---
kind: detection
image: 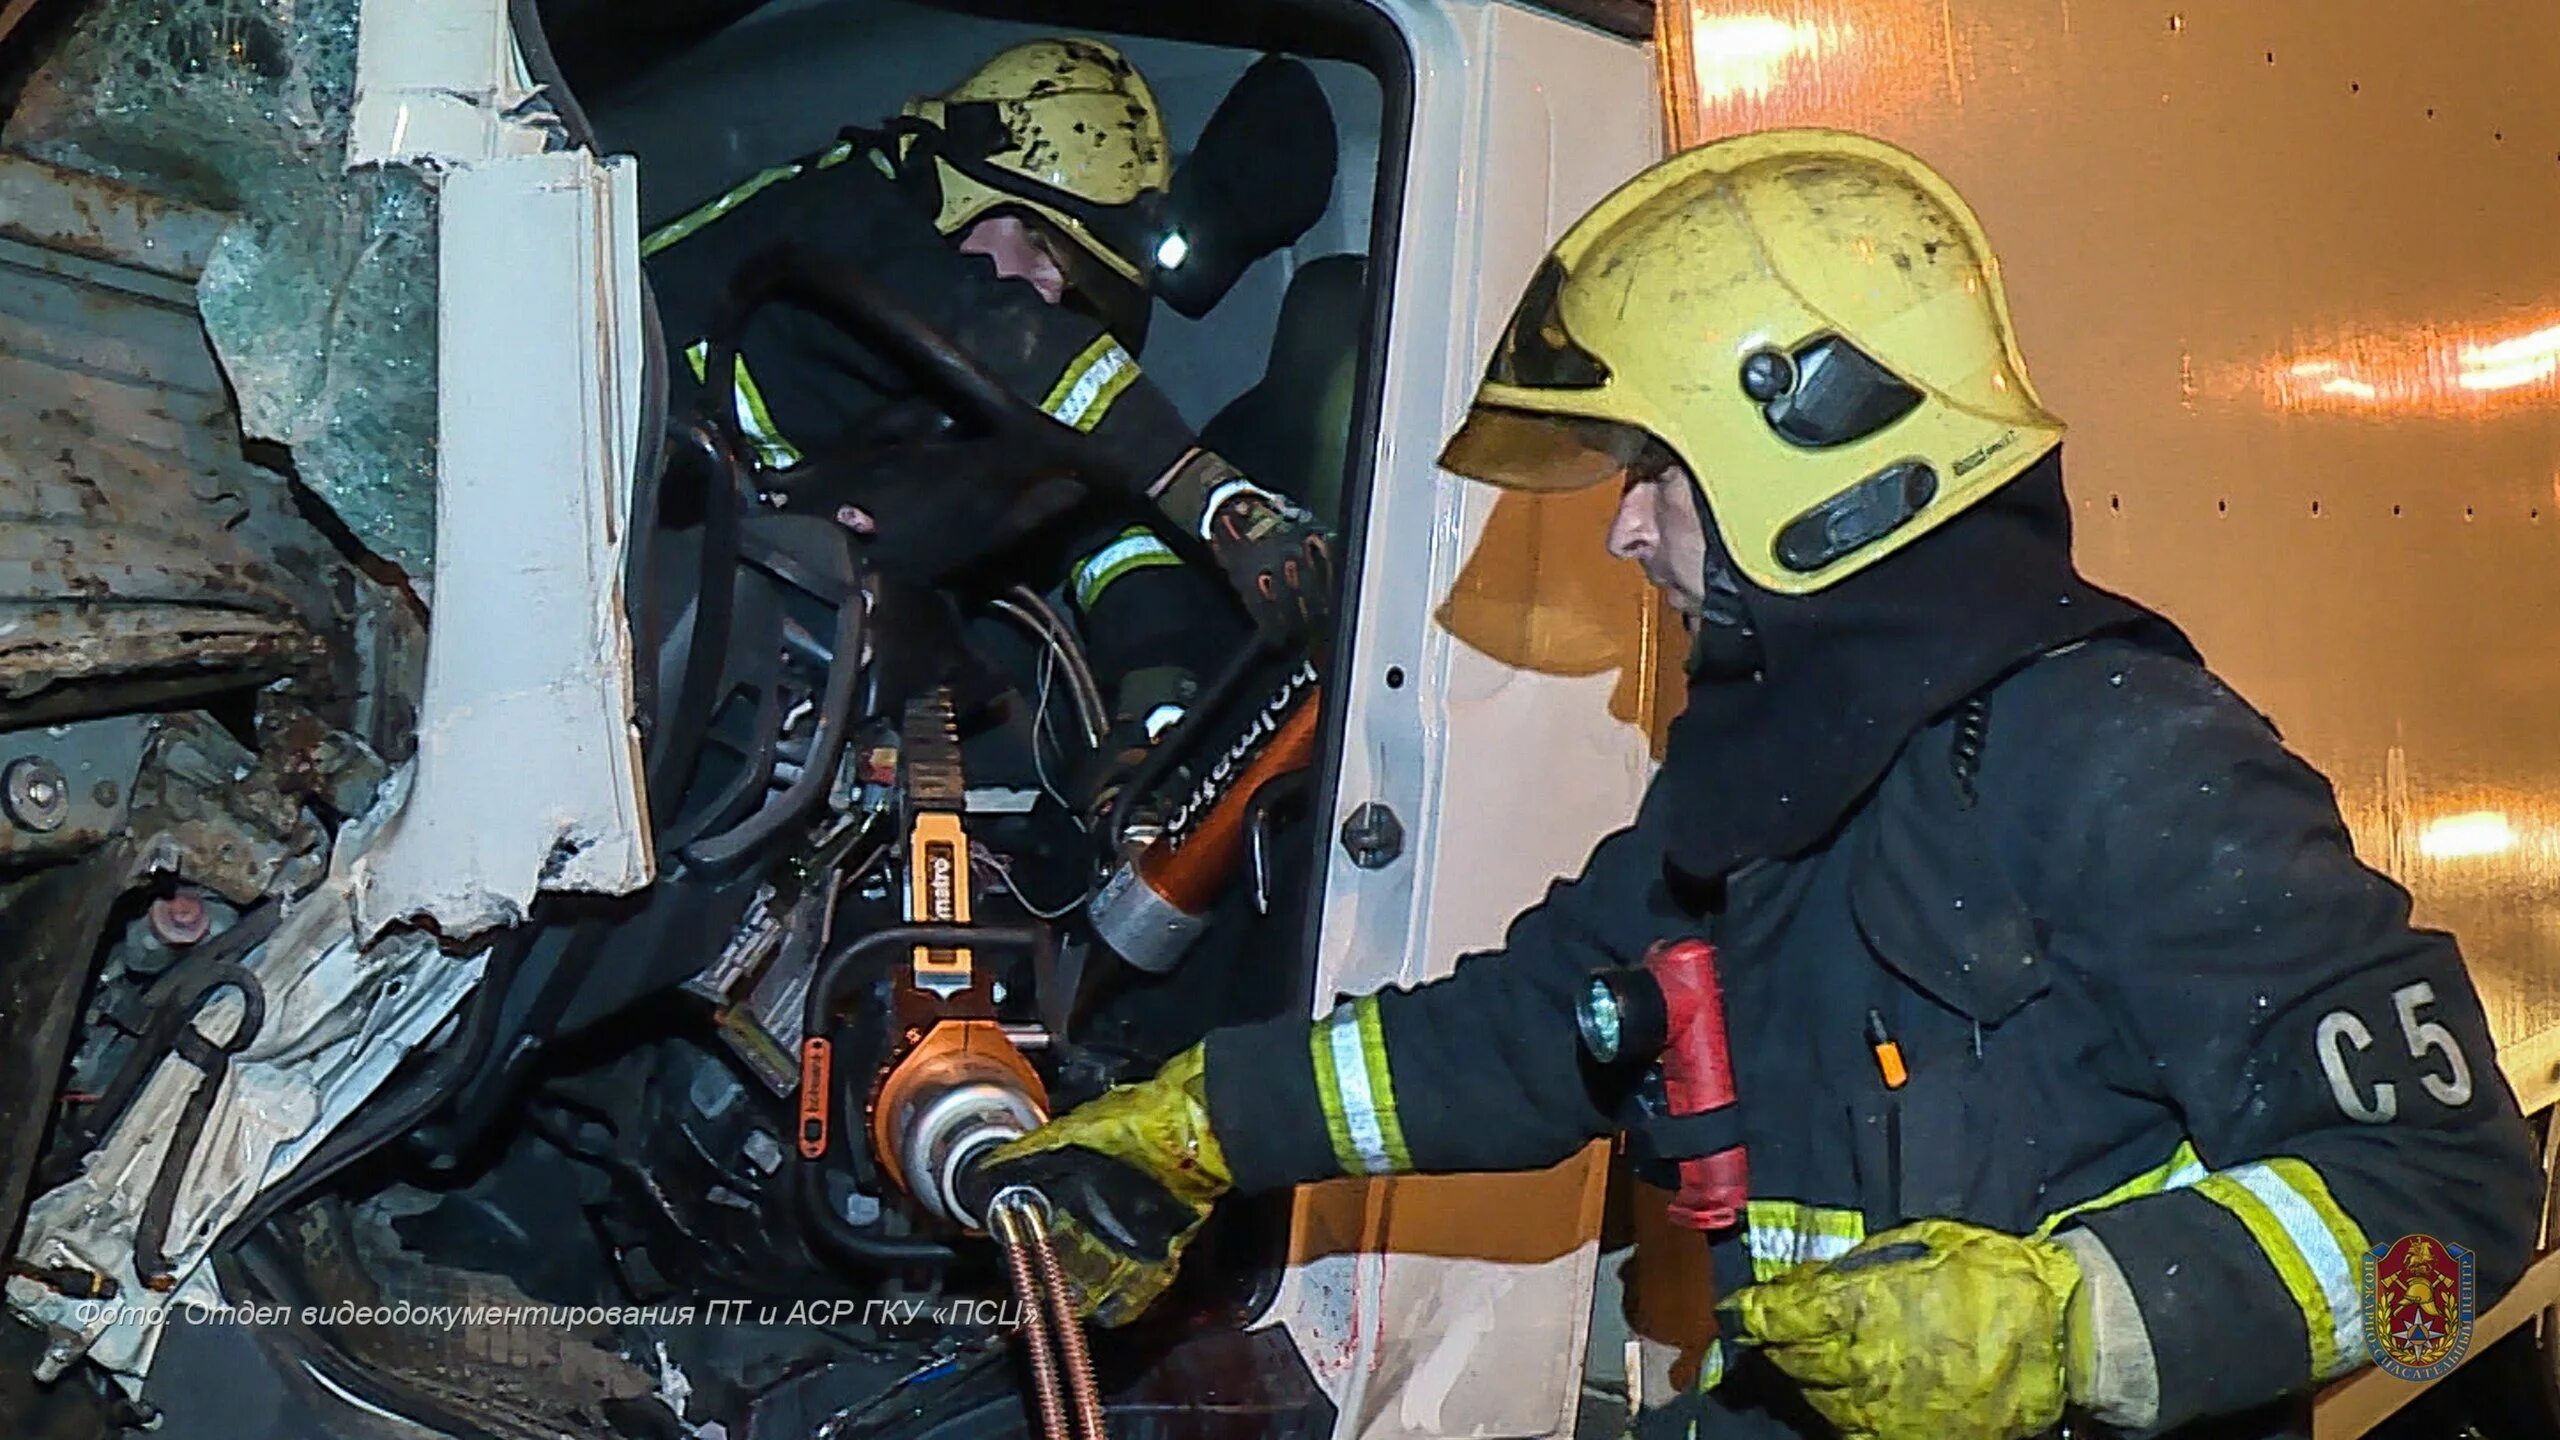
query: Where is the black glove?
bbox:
[1074,715,1157,831]
[1071,666,1195,835]
[1205,488,1334,639]
[1150,450,1336,640]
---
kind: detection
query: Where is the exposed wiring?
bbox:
[1028,647,1078,819]
[990,588,1104,751]
[971,841,1087,921]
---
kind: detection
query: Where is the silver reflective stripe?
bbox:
[1043,338,1136,430]
[2227,1162,2364,1370]
[1324,1006,1394,1174]
[1070,528,1177,609]
[1743,1227,1860,1270]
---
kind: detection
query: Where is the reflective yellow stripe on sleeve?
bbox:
[1309,995,1412,1176]
[1040,334,1139,432]
[642,139,858,257]
[1742,1199,1865,1282]
[1698,1337,1728,1392]
[2033,1140,2208,1239]
[2190,1159,2371,1380]
[684,341,804,471]
[2032,1141,2368,1380]
[1071,525,1182,611]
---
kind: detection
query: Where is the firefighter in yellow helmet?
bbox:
[979,130,2538,1440]
[645,41,1335,832]
[893,37,1170,348]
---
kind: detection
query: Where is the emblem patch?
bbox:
[2362,1233,2476,1381]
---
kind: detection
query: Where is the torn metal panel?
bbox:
[254,693,393,823]
[347,0,556,167]
[347,148,650,940]
[6,0,443,578]
[127,714,331,903]
[0,152,226,282]
[0,156,347,729]
[10,779,483,1390]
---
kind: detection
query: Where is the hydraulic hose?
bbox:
[995,1205,1071,1440]
[990,1191,1106,1440]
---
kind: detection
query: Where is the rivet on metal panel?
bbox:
[1339,803,1405,870]
[149,892,212,946]
[4,757,70,832]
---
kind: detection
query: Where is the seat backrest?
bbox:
[1197,253,1369,528]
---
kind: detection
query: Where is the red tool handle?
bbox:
[1644,939,1747,1231]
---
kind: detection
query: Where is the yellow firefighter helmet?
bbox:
[1437,128,2064,596]
[902,38,1174,286]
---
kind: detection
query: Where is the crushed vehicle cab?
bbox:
[0,0,1664,1437]
[16,3,2555,1440]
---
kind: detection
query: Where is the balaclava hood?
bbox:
[1657,446,2196,879]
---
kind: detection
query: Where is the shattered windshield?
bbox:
[7,0,438,576]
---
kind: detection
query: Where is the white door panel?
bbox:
[1271,6,1662,1437]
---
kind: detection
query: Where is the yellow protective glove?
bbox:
[975,1044,1232,1327]
[1727,1218,2085,1440]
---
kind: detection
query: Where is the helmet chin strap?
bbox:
[1686,486,1766,683]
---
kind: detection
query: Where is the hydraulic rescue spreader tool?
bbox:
[1576,939,1748,1232]
[1086,642,1322,974]
[787,693,1104,1440]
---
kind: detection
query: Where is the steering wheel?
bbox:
[702,243,1231,588]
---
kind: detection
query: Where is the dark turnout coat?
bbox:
[1205,635,2540,1438]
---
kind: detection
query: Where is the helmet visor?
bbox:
[1437,407,1654,493]
[1487,257,1610,389]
